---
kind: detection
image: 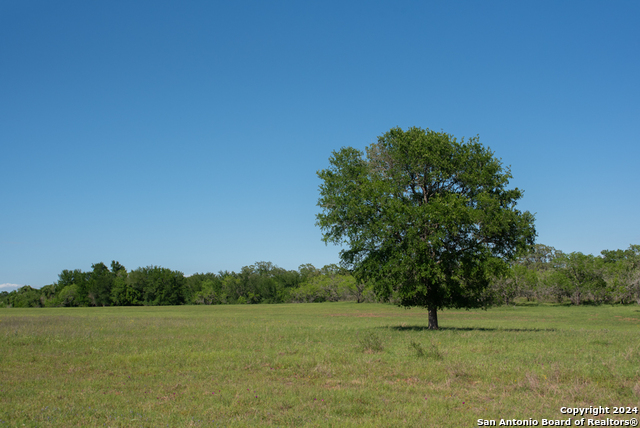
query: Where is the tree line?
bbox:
[0,261,374,308]
[1,243,638,308]
[490,244,640,306]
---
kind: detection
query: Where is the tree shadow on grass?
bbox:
[386,325,557,332]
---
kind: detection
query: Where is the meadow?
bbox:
[1,303,639,427]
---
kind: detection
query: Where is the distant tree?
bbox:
[291,273,357,303]
[129,266,186,306]
[602,245,640,304]
[7,286,43,308]
[490,264,533,306]
[553,252,607,305]
[110,260,126,274]
[57,269,90,306]
[490,244,563,304]
[217,262,303,304]
[0,291,9,307]
[87,262,114,306]
[185,272,223,304]
[319,264,343,276]
[56,284,80,307]
[111,277,142,306]
[38,284,57,306]
[110,262,134,306]
[155,267,185,305]
[249,262,278,303]
[519,244,564,269]
[298,264,321,282]
[316,127,536,328]
[321,264,370,303]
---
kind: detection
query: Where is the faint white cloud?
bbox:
[0,283,22,292]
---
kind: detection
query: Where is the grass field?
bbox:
[1,303,639,427]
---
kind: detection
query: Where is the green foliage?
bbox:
[490,264,537,306]
[490,244,561,305]
[53,284,80,307]
[487,244,640,307]
[126,266,186,306]
[3,286,43,308]
[184,272,222,303]
[552,253,607,305]
[7,243,639,309]
[38,283,57,300]
[28,261,370,308]
[221,262,296,304]
[86,262,114,306]
[191,278,226,305]
[110,270,139,306]
[602,245,640,304]
[291,272,356,303]
[57,269,89,306]
[298,263,321,282]
[317,127,536,327]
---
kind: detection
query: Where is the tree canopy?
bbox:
[316,126,536,328]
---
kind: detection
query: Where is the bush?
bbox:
[291,274,365,303]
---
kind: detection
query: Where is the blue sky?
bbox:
[2,0,639,290]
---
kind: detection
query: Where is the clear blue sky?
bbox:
[2,0,639,290]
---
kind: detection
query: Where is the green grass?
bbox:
[1,303,640,427]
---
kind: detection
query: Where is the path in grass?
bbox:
[1,303,639,427]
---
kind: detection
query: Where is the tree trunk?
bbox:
[428,306,439,330]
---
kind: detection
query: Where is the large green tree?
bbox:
[316,127,536,328]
